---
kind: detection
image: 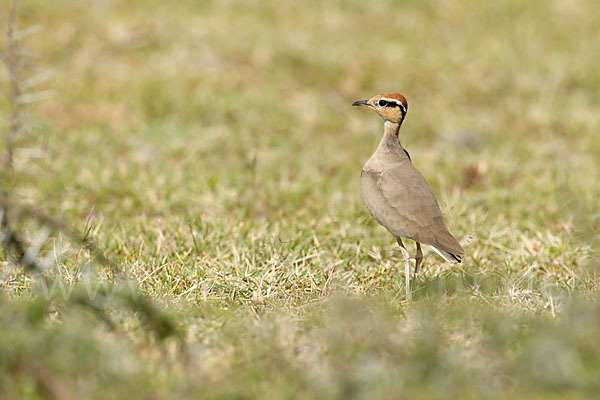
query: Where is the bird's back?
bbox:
[361,139,464,260]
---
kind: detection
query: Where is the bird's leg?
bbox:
[395,237,411,300]
[415,242,423,277]
[395,236,405,250]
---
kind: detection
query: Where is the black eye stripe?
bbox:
[378,99,407,115]
[380,100,399,108]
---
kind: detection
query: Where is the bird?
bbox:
[353,93,464,275]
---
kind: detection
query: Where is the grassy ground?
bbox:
[1,0,599,398]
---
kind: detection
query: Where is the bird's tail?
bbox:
[430,246,462,263]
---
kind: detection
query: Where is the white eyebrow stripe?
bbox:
[381,98,407,115]
[398,103,407,115]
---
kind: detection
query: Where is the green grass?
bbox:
[1,0,599,398]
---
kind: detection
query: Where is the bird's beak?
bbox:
[352,99,370,107]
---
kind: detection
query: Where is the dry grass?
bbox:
[1,0,599,398]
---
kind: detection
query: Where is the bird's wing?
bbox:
[361,164,464,258]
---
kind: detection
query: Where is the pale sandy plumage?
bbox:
[354,93,464,274]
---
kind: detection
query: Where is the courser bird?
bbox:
[353,93,464,275]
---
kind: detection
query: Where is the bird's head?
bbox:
[352,93,408,124]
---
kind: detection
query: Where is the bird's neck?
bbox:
[377,120,404,151]
[384,120,400,137]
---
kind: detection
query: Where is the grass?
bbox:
[1,0,599,398]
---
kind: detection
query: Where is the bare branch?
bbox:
[3,0,21,170]
[13,24,43,40]
[16,89,55,104]
[21,69,54,89]
[0,194,123,275]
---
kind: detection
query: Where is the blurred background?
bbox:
[1,0,599,398]
[8,0,599,221]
